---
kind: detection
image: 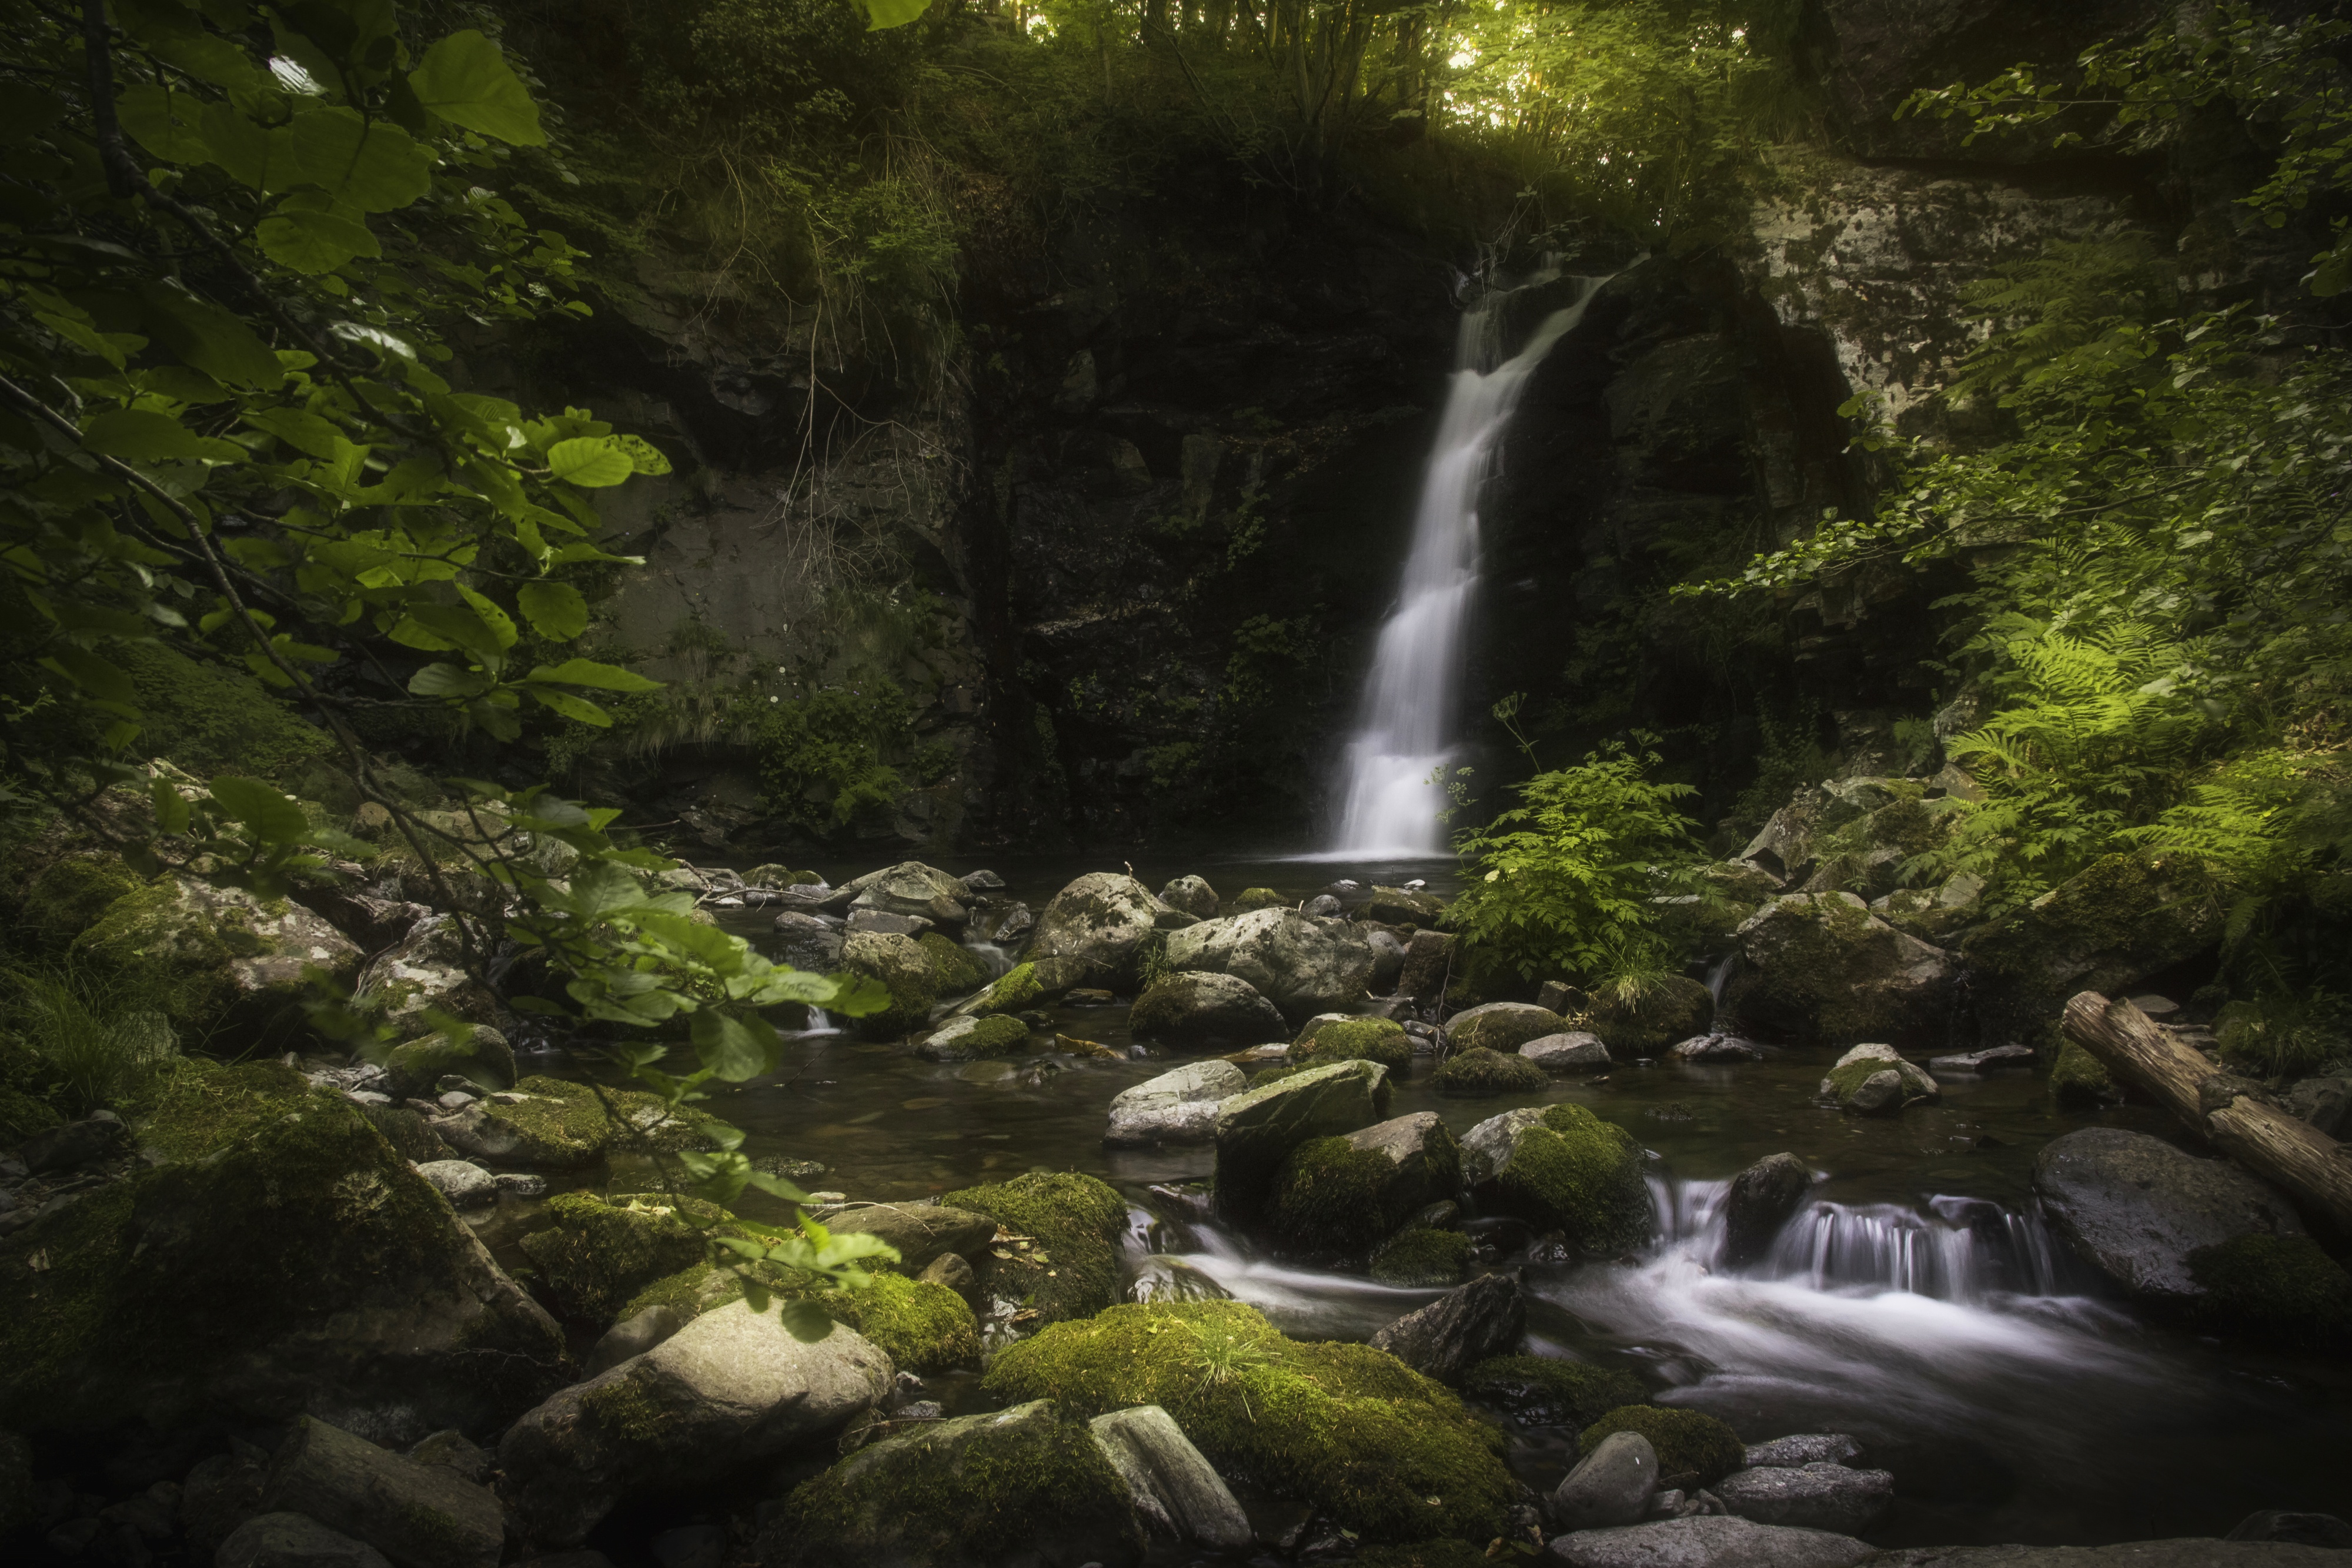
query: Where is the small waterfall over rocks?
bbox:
[1327,266,1611,857]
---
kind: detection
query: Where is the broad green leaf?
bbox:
[408,30,547,146]
[615,434,673,476]
[82,409,246,464]
[288,107,433,213]
[526,687,612,726]
[456,586,519,649]
[243,406,345,459]
[135,283,284,389]
[525,658,660,693]
[776,1299,836,1342]
[516,581,588,641]
[546,437,633,487]
[151,776,191,837]
[691,1009,780,1083]
[42,647,138,706]
[858,0,933,29]
[393,604,505,663]
[116,85,211,163]
[208,775,310,843]
[197,99,291,192]
[256,206,382,273]
[407,661,493,698]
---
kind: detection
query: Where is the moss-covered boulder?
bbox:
[382,1025,516,1101]
[1265,1113,1461,1262]
[1579,1405,1743,1486]
[1231,887,1285,913]
[435,1075,719,1168]
[764,1398,1147,1568]
[1212,1059,1391,1228]
[840,931,940,1039]
[914,1014,1030,1062]
[1432,1047,1547,1096]
[983,1300,1517,1543]
[0,1086,64,1145]
[1581,977,1715,1056]
[1964,852,2222,1042]
[1818,1044,1940,1116]
[1295,1016,1412,1071]
[518,1195,708,1326]
[1362,886,1445,926]
[824,1272,981,1374]
[2186,1234,2352,1349]
[944,961,1042,1021]
[20,852,145,950]
[1461,1104,1652,1255]
[938,1171,1130,1326]
[353,914,500,1036]
[113,640,335,779]
[0,1061,563,1437]
[1160,875,1221,918]
[1022,872,1165,992]
[1157,908,1376,1025]
[918,931,990,995]
[1371,1229,1472,1288]
[1463,1356,1646,1429]
[1723,892,1957,1048]
[2049,1038,2120,1107]
[1444,1002,1569,1055]
[1130,970,1288,1051]
[71,873,363,1043]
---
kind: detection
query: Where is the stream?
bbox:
[499,853,2352,1551]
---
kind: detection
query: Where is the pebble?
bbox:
[437,1091,476,1111]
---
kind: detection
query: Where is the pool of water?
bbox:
[524,853,2352,1550]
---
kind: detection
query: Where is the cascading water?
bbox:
[1327,266,1612,857]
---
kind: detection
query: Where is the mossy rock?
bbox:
[622,1261,737,1321]
[71,874,363,1044]
[2187,1234,2352,1350]
[21,854,145,950]
[113,641,335,780]
[0,1086,64,1145]
[1297,1017,1412,1072]
[1580,1404,1743,1486]
[1231,887,1285,913]
[918,931,991,995]
[1726,892,1957,1048]
[353,1102,448,1164]
[956,961,1041,1019]
[1583,977,1715,1056]
[1462,1355,1645,1428]
[1432,1047,1546,1096]
[518,1195,707,1326]
[916,1014,1030,1062]
[939,1171,1128,1326]
[1370,1228,1471,1288]
[1265,1136,1406,1260]
[438,1075,720,1168]
[1963,853,2221,1042]
[983,1300,1516,1543]
[766,1398,1143,1568]
[824,1271,980,1375]
[382,1025,516,1100]
[2049,1038,2119,1108]
[137,1058,316,1162]
[1249,1064,1306,1088]
[840,931,940,1039]
[1445,1004,1568,1055]
[1468,1104,1652,1255]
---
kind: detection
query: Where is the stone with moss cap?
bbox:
[1,1059,563,1438]
[1578,977,1716,1056]
[1130,969,1287,1051]
[1579,1404,1745,1486]
[499,1299,894,1546]
[1021,872,1165,992]
[1362,885,1445,926]
[1295,1016,1412,1071]
[840,930,941,1039]
[1818,1044,1939,1115]
[382,1025,515,1101]
[1725,892,1956,1048]
[1443,1002,1568,1055]
[943,960,1043,1021]
[918,931,990,995]
[1433,1046,1548,1096]
[2049,1037,2120,1107]
[1230,887,1285,912]
[939,1171,1130,1326]
[1462,1103,1652,1255]
[1265,1113,1461,1262]
[71,872,362,1044]
[763,1398,1148,1568]
[435,1074,719,1168]
[1371,1228,1471,1287]
[1212,1058,1391,1228]
[1463,1355,1646,1428]
[518,1194,708,1326]
[982,1300,1516,1543]
[2187,1233,2352,1349]
[916,1013,1030,1062]
[353,914,500,1036]
[1104,1060,1246,1148]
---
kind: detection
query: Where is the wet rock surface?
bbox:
[2034,1128,2304,1300]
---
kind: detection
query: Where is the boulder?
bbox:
[435,1075,714,1167]
[1668,1034,1767,1062]
[1523,1032,1614,1073]
[72,873,365,1042]
[941,961,1044,1021]
[1553,1430,1659,1531]
[1462,1104,1653,1255]
[848,862,970,928]
[913,1014,1028,1062]
[818,1202,998,1274]
[1263,1112,1461,1260]
[1722,1154,1814,1269]
[1103,1061,1245,1148]
[938,1172,1131,1326]
[1156,908,1376,1025]
[0,1064,564,1439]
[1715,1462,1894,1535]
[1964,852,2223,1043]
[1445,1001,1569,1055]
[759,1399,1146,1568]
[1543,1514,1876,1567]
[1584,977,1718,1056]
[1435,1045,1549,1096]
[1211,1059,1391,1227]
[1369,1228,1472,1287]
[1022,873,1165,992]
[2033,1127,2304,1301]
[840,931,941,1038]
[583,1305,684,1377]
[1128,971,1287,1050]
[217,1514,393,1568]
[1723,894,1957,1048]
[1229,887,1285,912]
[1744,1435,1862,1469]
[21,1112,126,1174]
[1396,928,1458,1005]
[259,1416,503,1568]
[1365,928,1408,994]
[415,1159,497,1209]
[1369,1272,1526,1384]
[1869,1544,2352,1567]
[382,1025,514,1101]
[770,912,844,973]
[1463,1356,1646,1430]
[2284,1076,2352,1140]
[517,1195,708,1325]
[849,911,930,940]
[1158,875,1220,918]
[1088,1405,1253,1551]
[1362,885,1445,925]
[498,1300,894,1546]
[1818,1044,1939,1115]
[350,915,497,1038]
[1294,1016,1413,1070]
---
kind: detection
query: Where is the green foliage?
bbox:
[1295,1017,1412,1072]
[3,965,177,1118]
[741,683,919,836]
[2215,994,2347,1080]
[2186,1234,2352,1349]
[1579,1404,1745,1485]
[1444,743,1702,988]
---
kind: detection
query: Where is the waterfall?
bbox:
[1328,266,1611,857]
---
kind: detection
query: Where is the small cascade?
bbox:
[961,939,1015,980]
[1705,950,1737,1006]
[1328,266,1614,857]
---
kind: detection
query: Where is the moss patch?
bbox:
[1579,1405,1743,1485]
[2048,1039,2118,1107]
[1371,1228,1471,1288]
[1231,887,1285,912]
[919,932,990,995]
[518,1195,708,1326]
[1585,977,1714,1056]
[938,1171,1128,1325]
[1463,1356,1645,1427]
[1432,1046,1546,1096]
[0,1086,64,1144]
[2187,1234,2352,1350]
[1448,1008,1568,1055]
[824,1272,980,1374]
[983,1300,1516,1543]
[962,962,1041,1017]
[383,1027,516,1099]
[842,932,940,1039]
[1297,1017,1412,1071]
[21,855,145,950]
[1265,1136,1402,1259]
[139,1058,316,1162]
[1482,1104,1653,1254]
[114,641,335,780]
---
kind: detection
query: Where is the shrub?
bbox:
[4,966,178,1118]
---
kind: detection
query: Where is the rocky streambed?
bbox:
[6,854,2351,1568]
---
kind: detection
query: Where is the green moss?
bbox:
[1249,1064,1305,1088]
[354,1103,447,1164]
[2048,1039,2118,1107]
[518,1194,708,1325]
[580,1370,684,1447]
[1265,1136,1402,1259]
[983,1300,1517,1543]
[843,933,941,1039]
[938,1172,1128,1326]
[0,1427,30,1538]
[1232,887,1285,912]
[1482,1104,1653,1254]
[21,855,145,950]
[0,1086,64,1143]
[113,641,334,780]
[139,1058,317,1162]
[1297,1017,1412,1071]
[69,878,250,1038]
[1579,1405,1743,1485]
[382,1026,516,1099]
[823,1272,980,1374]
[2216,997,2348,1079]
[919,1013,1030,1061]
[918,931,990,994]
[1462,1356,1645,1427]
[1447,1008,1566,1055]
[479,1075,617,1164]
[2186,1234,2352,1349]
[1432,1047,1546,1096]
[620,1261,729,1320]
[963,962,1041,1017]
[1370,1228,1471,1287]
[1586,977,1714,1055]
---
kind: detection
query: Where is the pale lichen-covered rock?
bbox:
[1104,1060,1245,1148]
[1157,907,1375,1025]
[353,914,499,1037]
[846,861,970,927]
[839,930,941,1038]
[1021,872,1164,992]
[1818,1044,1940,1115]
[1128,970,1287,1050]
[72,873,362,1042]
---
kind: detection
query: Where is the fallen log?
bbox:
[2062,989,2352,1233]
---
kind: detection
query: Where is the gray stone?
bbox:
[259,1416,503,1568]
[846,861,969,927]
[217,1514,393,1568]
[499,1300,894,1545]
[1158,875,1220,918]
[818,1202,997,1273]
[1524,1032,1615,1072]
[844,908,933,938]
[583,1305,684,1377]
[917,1251,977,1302]
[1104,1061,1245,1148]
[2283,1076,2352,1141]
[1725,893,1957,1049]
[1396,928,1457,1005]
[1929,1045,2036,1074]
[1667,1034,1766,1063]
[2034,1127,2303,1300]
[1341,1112,1462,1220]
[1128,971,1287,1050]
[1544,1514,1875,1567]
[1866,1544,2351,1567]
[1554,1430,1659,1530]
[1742,1434,1860,1470]
[1021,872,1165,991]
[770,911,844,973]
[1301,894,1343,917]
[1820,1043,1939,1115]
[1715,1462,1892,1535]
[959,870,1006,894]
[1366,928,1408,994]
[1723,1154,1815,1270]
[1369,1272,1525,1384]
[414,1160,496,1209]
[1445,1001,1570,1054]
[21,1114,125,1174]
[355,914,494,1037]
[1362,885,1445,925]
[1157,907,1377,1025]
[406,1429,492,1485]
[1088,1405,1252,1550]
[1211,1059,1389,1226]
[495,1172,547,1198]
[2228,1512,2352,1548]
[84,875,368,1042]
[1128,1255,1234,1304]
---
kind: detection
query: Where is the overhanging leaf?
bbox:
[525,658,660,693]
[288,107,433,213]
[408,30,547,145]
[82,409,246,464]
[135,283,284,389]
[857,0,933,29]
[516,580,588,641]
[208,775,310,844]
[546,436,634,487]
[256,206,382,274]
[691,1009,781,1083]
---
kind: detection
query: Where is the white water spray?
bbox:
[1328,267,1611,857]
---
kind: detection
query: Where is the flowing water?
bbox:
[1325,269,1611,858]
[503,854,2352,1552]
